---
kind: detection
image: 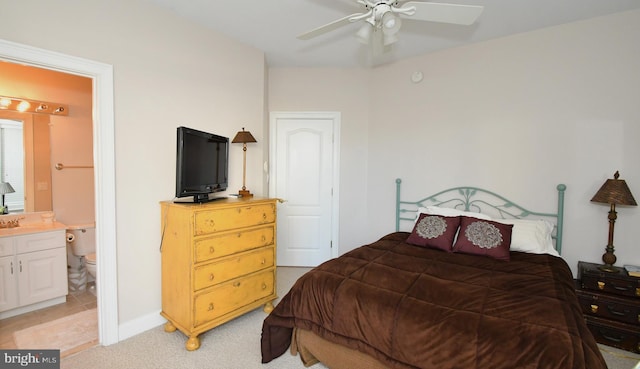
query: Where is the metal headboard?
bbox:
[395,179,567,254]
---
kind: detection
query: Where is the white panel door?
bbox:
[270,112,340,267]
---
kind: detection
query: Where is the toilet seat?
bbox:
[85,252,96,265]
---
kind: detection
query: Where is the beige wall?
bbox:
[268,68,372,250]
[0,0,267,327]
[269,9,640,276]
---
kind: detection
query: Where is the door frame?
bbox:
[0,39,119,345]
[269,111,341,262]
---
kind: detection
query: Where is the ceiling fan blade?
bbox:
[297,12,366,40]
[399,2,484,25]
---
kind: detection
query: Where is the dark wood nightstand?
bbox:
[576,261,640,353]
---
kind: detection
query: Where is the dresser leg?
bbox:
[186,336,201,351]
[263,301,274,313]
[164,321,177,333]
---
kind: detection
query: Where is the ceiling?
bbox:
[145,0,640,68]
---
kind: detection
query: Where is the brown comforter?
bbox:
[261,232,607,369]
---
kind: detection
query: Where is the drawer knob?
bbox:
[262,283,267,290]
[208,303,214,311]
[237,232,242,238]
[597,281,605,290]
[261,258,266,265]
[209,274,214,281]
[262,213,267,220]
[233,281,241,287]
[207,219,215,227]
[590,304,599,314]
[636,288,640,297]
[209,246,215,254]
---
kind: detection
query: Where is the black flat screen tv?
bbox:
[175,126,229,203]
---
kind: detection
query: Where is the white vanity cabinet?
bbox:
[0,229,68,318]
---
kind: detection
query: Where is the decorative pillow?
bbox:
[407,214,461,252]
[415,206,491,224]
[453,216,513,261]
[494,218,558,256]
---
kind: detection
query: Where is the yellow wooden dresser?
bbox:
[160,197,277,351]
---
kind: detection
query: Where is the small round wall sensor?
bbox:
[411,71,423,83]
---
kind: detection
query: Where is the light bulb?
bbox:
[17,100,30,112]
[384,16,396,29]
[0,97,11,109]
[382,12,402,36]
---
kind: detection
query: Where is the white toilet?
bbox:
[67,223,97,292]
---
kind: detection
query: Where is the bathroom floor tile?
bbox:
[0,290,97,350]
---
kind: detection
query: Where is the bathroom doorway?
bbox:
[0,39,118,345]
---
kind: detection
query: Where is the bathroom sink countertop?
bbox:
[0,221,67,237]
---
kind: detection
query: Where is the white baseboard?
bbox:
[117,310,166,342]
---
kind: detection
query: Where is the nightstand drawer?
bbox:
[577,289,640,326]
[585,316,640,353]
[578,261,640,299]
[581,275,640,298]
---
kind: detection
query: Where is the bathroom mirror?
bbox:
[0,110,53,213]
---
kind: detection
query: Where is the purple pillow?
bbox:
[407,214,461,252]
[453,216,513,261]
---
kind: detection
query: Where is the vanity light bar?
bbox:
[0,95,69,116]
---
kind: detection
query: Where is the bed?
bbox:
[261,179,607,369]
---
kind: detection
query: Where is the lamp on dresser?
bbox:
[591,171,637,272]
[231,127,257,198]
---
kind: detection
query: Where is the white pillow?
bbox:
[416,206,491,223]
[494,218,558,256]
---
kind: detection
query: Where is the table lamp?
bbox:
[0,182,15,214]
[231,127,257,197]
[591,171,637,272]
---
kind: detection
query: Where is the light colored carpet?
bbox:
[60,268,640,369]
[14,308,98,358]
[598,344,640,369]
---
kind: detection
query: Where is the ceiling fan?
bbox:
[298,1,484,52]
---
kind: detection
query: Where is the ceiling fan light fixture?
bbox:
[355,23,373,44]
[297,0,485,54]
[382,12,402,35]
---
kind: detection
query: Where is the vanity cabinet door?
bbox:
[0,255,18,312]
[17,248,68,306]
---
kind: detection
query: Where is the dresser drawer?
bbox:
[577,289,640,326]
[194,225,275,263]
[585,315,640,353]
[193,247,275,291]
[194,203,275,235]
[193,269,275,326]
[581,275,640,299]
